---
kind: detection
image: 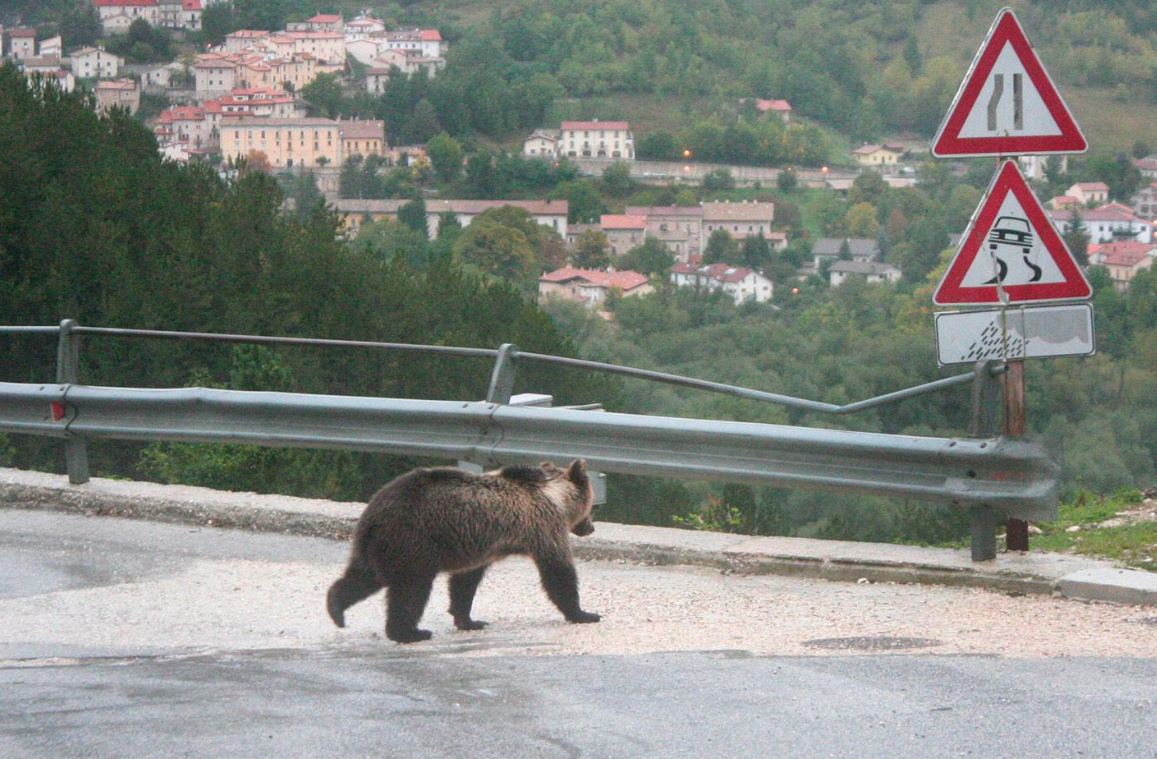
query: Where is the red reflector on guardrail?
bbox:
[50,402,66,421]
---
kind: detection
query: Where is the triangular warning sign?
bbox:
[931,8,1087,157]
[933,161,1091,306]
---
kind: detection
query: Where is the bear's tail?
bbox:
[327,555,383,628]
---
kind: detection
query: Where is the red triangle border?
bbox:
[933,161,1092,306]
[931,9,1087,157]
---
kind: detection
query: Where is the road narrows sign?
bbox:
[931,7,1087,157]
[933,160,1091,306]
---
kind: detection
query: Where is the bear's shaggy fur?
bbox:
[326,460,599,643]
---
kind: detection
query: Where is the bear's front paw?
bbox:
[388,628,433,643]
[567,610,600,624]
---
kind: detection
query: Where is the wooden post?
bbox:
[1003,360,1029,550]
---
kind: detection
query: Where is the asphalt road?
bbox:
[2,510,1156,759]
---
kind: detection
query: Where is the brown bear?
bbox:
[326,459,600,643]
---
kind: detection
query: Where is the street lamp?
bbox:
[683,149,692,159]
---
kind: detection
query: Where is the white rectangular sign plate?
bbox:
[935,303,1094,366]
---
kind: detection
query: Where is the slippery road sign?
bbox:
[933,160,1091,306]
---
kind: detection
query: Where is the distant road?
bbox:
[572,156,858,187]
[2,510,1156,758]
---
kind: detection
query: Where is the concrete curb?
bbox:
[2,467,1154,606]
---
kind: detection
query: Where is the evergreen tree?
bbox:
[426,132,463,183]
[397,198,428,235]
[704,229,738,264]
[572,230,610,269]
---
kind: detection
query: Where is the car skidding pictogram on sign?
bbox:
[931,7,1087,157]
[932,160,1091,306]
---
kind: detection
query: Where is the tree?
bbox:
[301,74,343,119]
[397,198,428,235]
[288,169,325,223]
[1063,208,1090,267]
[465,149,495,197]
[405,99,440,143]
[848,170,888,208]
[703,229,737,264]
[618,238,675,276]
[453,221,537,282]
[702,168,734,192]
[425,132,463,183]
[59,2,102,49]
[776,168,797,193]
[201,3,236,45]
[549,180,605,224]
[740,233,772,270]
[844,202,880,238]
[602,162,635,197]
[572,230,610,269]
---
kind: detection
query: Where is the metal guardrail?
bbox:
[0,321,1058,560]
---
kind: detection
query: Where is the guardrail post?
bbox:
[968,359,1001,561]
[486,343,518,405]
[55,319,90,485]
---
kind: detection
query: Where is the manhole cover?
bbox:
[802,636,943,651]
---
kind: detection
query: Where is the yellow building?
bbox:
[852,143,904,167]
[221,117,341,169]
[339,120,385,160]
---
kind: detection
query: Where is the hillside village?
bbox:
[3,0,1157,554]
[3,0,1157,315]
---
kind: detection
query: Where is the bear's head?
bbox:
[540,459,595,536]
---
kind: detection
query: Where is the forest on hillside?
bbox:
[0,66,614,500]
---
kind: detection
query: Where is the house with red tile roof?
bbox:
[93,0,160,33]
[1066,181,1109,205]
[1132,157,1157,180]
[6,28,37,59]
[538,267,653,308]
[1050,203,1152,244]
[1049,195,1080,211]
[1087,241,1157,292]
[156,0,202,31]
[743,98,792,124]
[600,215,647,257]
[1130,182,1157,221]
[670,262,774,304]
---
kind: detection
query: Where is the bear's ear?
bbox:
[567,459,588,483]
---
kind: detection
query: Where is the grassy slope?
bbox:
[405,0,1156,156]
[915,3,1157,154]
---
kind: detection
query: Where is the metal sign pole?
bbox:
[1003,360,1030,550]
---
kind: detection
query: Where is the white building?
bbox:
[1050,203,1153,244]
[829,261,902,287]
[702,201,775,249]
[669,262,774,304]
[559,120,634,159]
[334,199,569,241]
[70,47,122,79]
[523,129,560,158]
[94,0,161,33]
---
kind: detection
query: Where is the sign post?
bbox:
[930,8,1091,554]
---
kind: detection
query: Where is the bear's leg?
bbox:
[449,565,489,631]
[533,549,600,624]
[386,574,436,643]
[326,555,383,628]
